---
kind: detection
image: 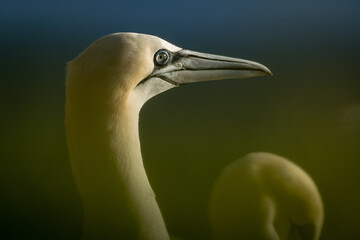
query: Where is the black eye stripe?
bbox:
[137,50,182,87]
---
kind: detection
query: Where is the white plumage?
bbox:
[65,32,322,239]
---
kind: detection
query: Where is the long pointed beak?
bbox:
[158,49,272,86]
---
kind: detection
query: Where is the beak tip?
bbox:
[263,66,273,76]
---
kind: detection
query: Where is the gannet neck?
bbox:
[65,74,169,239]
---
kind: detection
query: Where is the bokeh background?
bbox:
[1,0,360,239]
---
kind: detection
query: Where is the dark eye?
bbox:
[154,49,170,66]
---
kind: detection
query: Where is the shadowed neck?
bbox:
[65,88,169,240]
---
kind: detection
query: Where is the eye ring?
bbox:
[154,49,170,66]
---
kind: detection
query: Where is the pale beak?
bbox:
[154,49,272,86]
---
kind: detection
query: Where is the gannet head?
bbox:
[66,32,271,111]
